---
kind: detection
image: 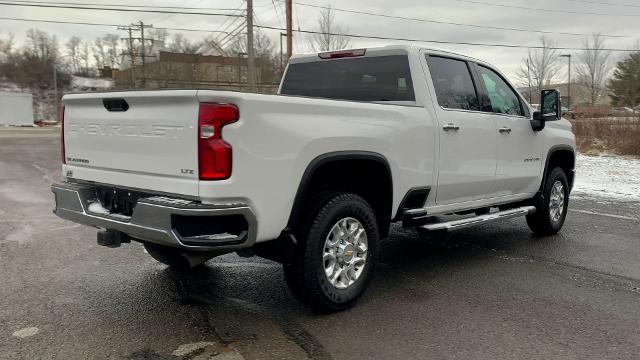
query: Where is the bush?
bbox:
[571,118,640,156]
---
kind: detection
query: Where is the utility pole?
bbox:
[119,22,154,88]
[53,62,59,122]
[139,21,152,67]
[279,32,286,73]
[286,0,292,59]
[138,21,153,88]
[246,0,256,92]
[237,52,247,91]
[526,59,532,103]
[119,25,136,86]
[560,54,572,109]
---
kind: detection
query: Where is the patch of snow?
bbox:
[87,201,131,219]
[12,327,39,338]
[172,342,217,357]
[70,76,114,90]
[87,201,110,215]
[574,154,640,201]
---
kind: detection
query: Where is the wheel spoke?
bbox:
[352,255,366,267]
[345,220,356,236]
[323,250,336,261]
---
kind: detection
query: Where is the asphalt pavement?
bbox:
[1,128,639,359]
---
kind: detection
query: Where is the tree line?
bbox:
[518,34,640,110]
[0,27,285,91]
[1,9,638,111]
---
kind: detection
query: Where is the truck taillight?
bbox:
[198,103,239,180]
[60,104,65,164]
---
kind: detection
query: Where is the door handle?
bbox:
[498,127,512,134]
[442,123,460,132]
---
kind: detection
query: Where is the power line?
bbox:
[566,0,640,8]
[5,0,242,11]
[0,16,233,34]
[254,24,640,52]
[0,1,244,17]
[212,0,246,43]
[2,14,640,52]
[217,20,247,47]
[270,0,284,28]
[280,0,635,38]
[452,0,640,16]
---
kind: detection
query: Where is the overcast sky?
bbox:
[1,0,639,82]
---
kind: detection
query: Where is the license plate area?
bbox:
[96,187,141,217]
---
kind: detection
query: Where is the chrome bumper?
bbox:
[51,182,257,251]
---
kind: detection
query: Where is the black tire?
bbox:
[526,167,570,235]
[284,192,379,312]
[283,191,340,302]
[143,242,192,269]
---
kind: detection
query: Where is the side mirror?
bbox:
[531,89,561,132]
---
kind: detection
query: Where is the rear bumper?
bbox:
[51,182,257,251]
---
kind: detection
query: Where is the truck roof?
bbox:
[288,44,488,66]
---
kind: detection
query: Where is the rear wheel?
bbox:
[283,192,379,312]
[527,167,569,235]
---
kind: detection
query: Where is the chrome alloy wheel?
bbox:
[549,180,565,223]
[323,217,369,290]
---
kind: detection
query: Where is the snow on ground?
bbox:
[573,153,640,201]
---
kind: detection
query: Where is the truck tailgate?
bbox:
[62,90,200,196]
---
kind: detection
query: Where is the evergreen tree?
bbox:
[608,52,640,109]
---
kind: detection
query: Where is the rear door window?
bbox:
[280,55,415,102]
[427,56,480,111]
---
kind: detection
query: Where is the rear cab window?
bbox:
[280,55,415,102]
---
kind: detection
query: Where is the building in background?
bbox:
[114,51,279,93]
[518,83,611,107]
[0,92,34,126]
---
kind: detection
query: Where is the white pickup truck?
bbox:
[52,45,575,311]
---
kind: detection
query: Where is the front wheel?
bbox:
[526,167,570,235]
[284,192,379,312]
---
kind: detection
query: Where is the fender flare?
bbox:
[286,150,393,229]
[539,144,576,193]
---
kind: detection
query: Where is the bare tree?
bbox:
[148,28,169,52]
[517,36,560,97]
[0,33,14,62]
[25,29,58,61]
[310,6,352,52]
[94,34,122,71]
[76,40,91,76]
[168,33,201,54]
[227,31,280,83]
[576,34,611,105]
[66,36,82,74]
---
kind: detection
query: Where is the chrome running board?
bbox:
[420,206,536,232]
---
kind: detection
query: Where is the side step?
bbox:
[419,206,536,232]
